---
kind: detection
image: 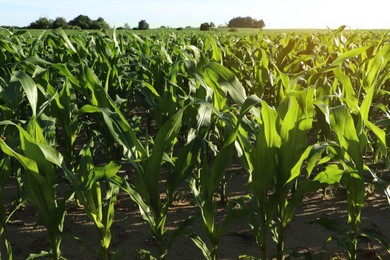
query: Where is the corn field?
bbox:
[0,27,390,259]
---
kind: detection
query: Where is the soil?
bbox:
[1,170,389,260]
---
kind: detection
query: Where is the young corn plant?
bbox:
[79,70,242,258]
[316,42,390,259]
[79,99,199,259]
[74,143,121,259]
[0,120,66,259]
[0,156,12,260]
[187,94,259,260]
[320,104,387,259]
[237,88,319,259]
[187,112,235,260]
[0,68,68,259]
[80,59,247,259]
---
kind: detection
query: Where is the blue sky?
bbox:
[0,0,388,29]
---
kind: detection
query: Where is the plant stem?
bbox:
[256,226,267,260]
[276,199,286,260]
[210,244,217,260]
[50,234,62,260]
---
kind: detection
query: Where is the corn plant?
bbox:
[187,95,259,260]
[0,66,64,258]
[0,120,66,259]
[187,112,234,260]
[0,156,12,260]
[179,60,248,259]
[78,79,183,259]
[314,43,390,259]
[74,143,121,259]
[82,98,224,259]
[235,88,320,259]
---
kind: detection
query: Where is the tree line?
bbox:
[228,16,265,29]
[28,15,110,30]
[17,15,264,31]
[200,17,265,31]
[25,15,152,30]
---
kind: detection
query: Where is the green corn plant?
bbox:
[0,69,75,259]
[80,100,216,259]
[74,143,121,259]
[77,60,242,258]
[102,61,247,259]
[182,62,251,260]
[236,97,277,259]
[0,120,65,259]
[327,105,368,259]
[187,95,259,260]
[0,117,81,260]
[187,118,233,260]
[236,88,319,259]
[322,42,390,259]
[0,156,12,260]
[0,73,26,204]
[78,86,177,259]
[323,103,388,259]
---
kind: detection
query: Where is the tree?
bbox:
[257,19,266,29]
[91,17,110,30]
[200,22,214,31]
[138,20,149,30]
[28,17,52,29]
[26,15,113,30]
[228,16,265,29]
[124,23,131,30]
[69,15,93,29]
[52,17,69,29]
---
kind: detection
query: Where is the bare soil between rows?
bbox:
[1,170,389,260]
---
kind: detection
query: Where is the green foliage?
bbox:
[200,22,215,31]
[69,14,93,29]
[228,16,265,28]
[27,15,110,30]
[138,20,150,30]
[29,17,52,29]
[52,17,69,29]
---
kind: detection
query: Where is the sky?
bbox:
[0,0,388,29]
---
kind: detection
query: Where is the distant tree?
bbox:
[138,20,149,30]
[124,23,131,29]
[29,17,52,29]
[52,17,69,29]
[200,22,214,31]
[257,19,266,29]
[200,23,209,31]
[91,17,110,29]
[228,16,265,29]
[69,15,93,29]
[26,15,113,30]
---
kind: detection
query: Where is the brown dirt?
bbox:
[1,171,389,260]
